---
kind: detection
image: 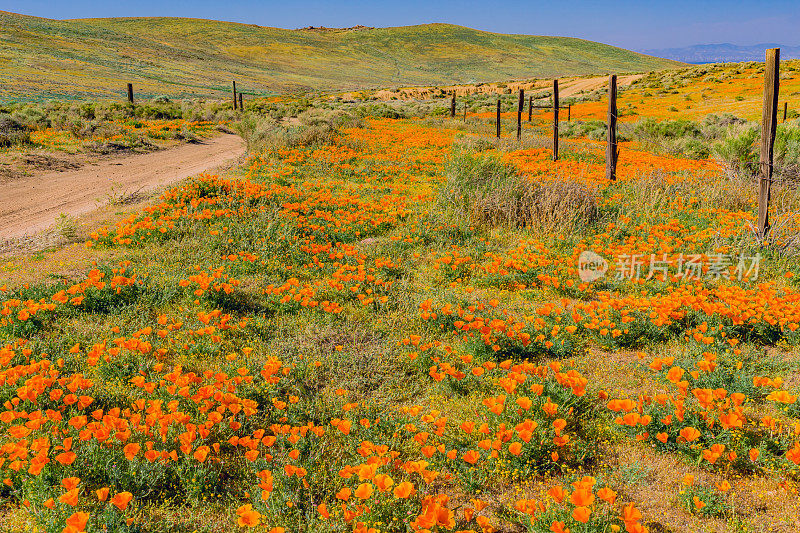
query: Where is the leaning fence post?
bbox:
[232,81,238,110]
[605,75,618,181]
[783,101,788,122]
[528,95,533,121]
[517,89,524,140]
[758,48,780,239]
[239,93,243,110]
[127,83,134,104]
[496,98,501,138]
[553,80,559,161]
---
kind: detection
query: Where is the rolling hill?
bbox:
[0,11,682,101]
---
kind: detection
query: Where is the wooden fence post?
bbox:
[496,98,501,138]
[463,102,467,122]
[553,80,559,161]
[517,89,524,140]
[127,83,134,104]
[232,81,237,110]
[606,75,618,181]
[758,48,780,239]
[450,93,456,118]
[783,101,788,122]
[568,104,571,122]
[528,95,533,121]
[239,93,243,110]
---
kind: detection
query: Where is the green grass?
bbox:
[0,11,682,101]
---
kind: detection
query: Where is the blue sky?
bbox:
[3,0,800,50]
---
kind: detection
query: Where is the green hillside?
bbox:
[0,11,682,101]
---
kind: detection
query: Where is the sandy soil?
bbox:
[0,133,246,240]
[558,74,643,97]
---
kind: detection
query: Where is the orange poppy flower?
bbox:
[123,443,140,460]
[193,446,209,463]
[679,427,701,442]
[110,492,133,511]
[463,450,480,464]
[622,502,642,524]
[547,485,566,503]
[236,504,261,527]
[65,512,89,533]
[516,396,532,410]
[693,496,706,510]
[56,452,77,465]
[354,483,374,499]
[570,489,594,507]
[374,474,394,492]
[597,487,616,504]
[58,488,79,507]
[572,506,591,523]
[61,477,81,490]
[393,481,416,499]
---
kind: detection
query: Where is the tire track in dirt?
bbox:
[0,133,246,240]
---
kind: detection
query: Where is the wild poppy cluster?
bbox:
[2,115,799,532]
[28,119,217,153]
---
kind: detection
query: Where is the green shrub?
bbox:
[713,126,758,173]
[353,103,406,119]
[634,117,701,139]
[0,114,31,147]
[234,113,340,153]
[560,120,609,141]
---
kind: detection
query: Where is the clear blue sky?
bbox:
[3,0,799,50]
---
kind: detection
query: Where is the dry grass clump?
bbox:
[472,175,599,232]
[761,181,800,254]
[616,169,755,218]
[234,109,364,153]
[439,150,599,233]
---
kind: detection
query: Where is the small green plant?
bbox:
[678,480,729,518]
[616,462,648,486]
[56,213,78,241]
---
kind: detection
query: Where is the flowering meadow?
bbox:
[27,119,219,154]
[1,102,800,533]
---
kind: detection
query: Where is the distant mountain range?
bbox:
[643,43,800,64]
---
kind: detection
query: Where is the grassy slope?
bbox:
[0,11,681,101]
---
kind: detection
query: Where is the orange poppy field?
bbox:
[2,64,800,533]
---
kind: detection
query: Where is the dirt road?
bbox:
[0,133,246,240]
[558,74,643,97]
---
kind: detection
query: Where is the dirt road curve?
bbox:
[0,133,246,240]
